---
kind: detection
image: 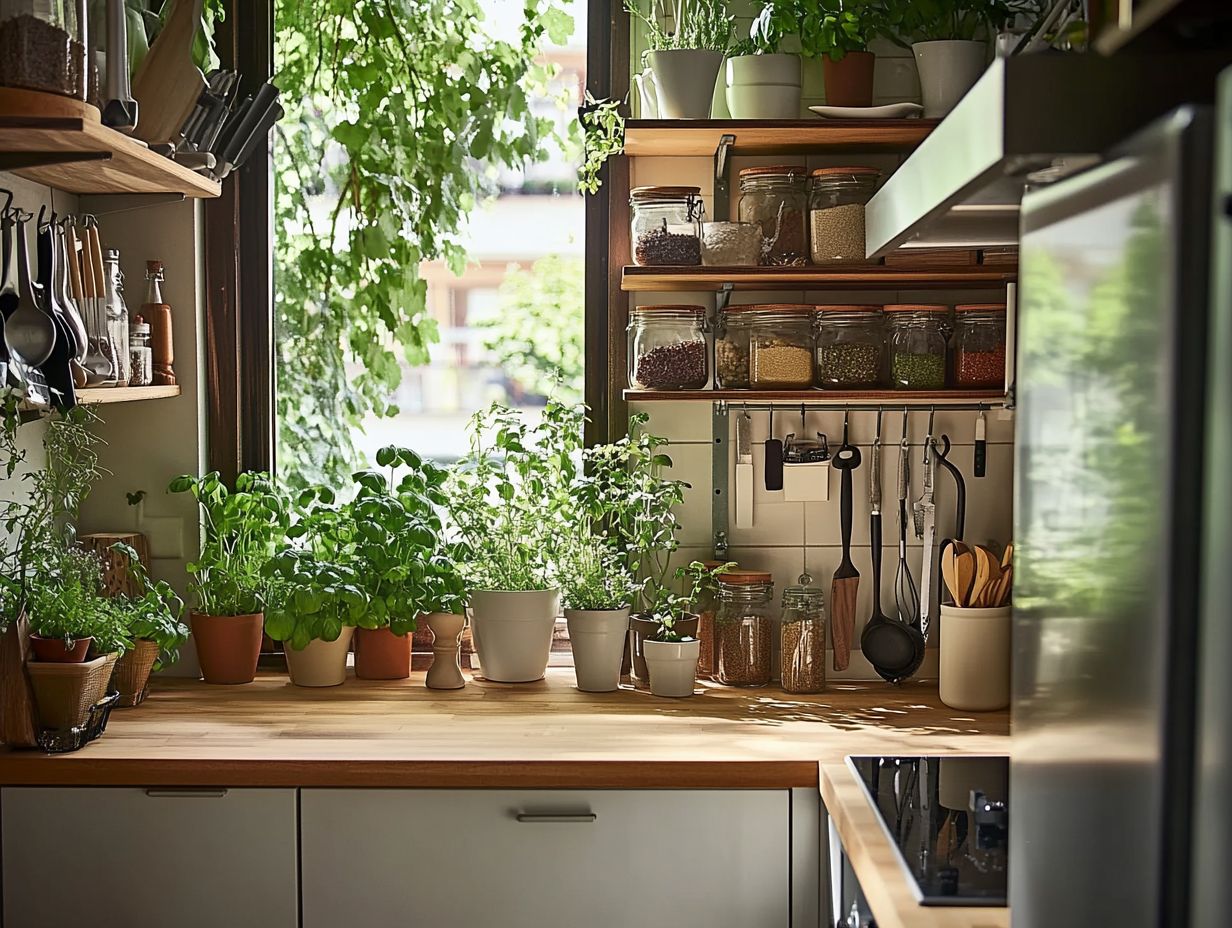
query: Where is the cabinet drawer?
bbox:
[301,788,790,928]
[2,787,298,928]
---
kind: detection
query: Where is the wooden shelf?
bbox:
[624,389,1006,404]
[77,385,181,404]
[0,89,220,197]
[623,119,939,157]
[622,264,1017,292]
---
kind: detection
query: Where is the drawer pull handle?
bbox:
[144,789,229,799]
[515,813,597,824]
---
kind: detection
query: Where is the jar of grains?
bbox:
[701,221,761,266]
[0,2,88,99]
[694,560,732,681]
[885,304,949,390]
[808,167,880,264]
[627,305,709,390]
[748,305,816,389]
[630,186,704,267]
[953,303,1007,388]
[716,570,774,687]
[128,317,153,387]
[738,166,809,266]
[780,574,826,694]
[714,307,754,389]
[815,305,885,388]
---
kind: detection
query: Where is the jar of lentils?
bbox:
[627,305,709,390]
[885,304,949,390]
[748,305,816,389]
[715,307,753,389]
[780,574,826,694]
[716,570,774,687]
[815,305,885,389]
[738,166,809,266]
[808,167,880,264]
[630,186,704,267]
[953,303,1007,389]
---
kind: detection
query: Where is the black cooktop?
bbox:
[848,755,1009,907]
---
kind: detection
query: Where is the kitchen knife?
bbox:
[917,438,938,641]
[734,410,754,528]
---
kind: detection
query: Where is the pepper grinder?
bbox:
[143,260,176,386]
[424,612,466,690]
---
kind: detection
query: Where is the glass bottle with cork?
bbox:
[142,260,175,385]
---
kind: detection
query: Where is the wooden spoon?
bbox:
[1001,541,1014,570]
[954,549,976,608]
[972,546,1003,607]
[995,565,1013,606]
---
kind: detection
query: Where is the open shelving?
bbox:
[622,264,1017,292]
[77,386,182,404]
[624,389,1006,405]
[623,119,940,157]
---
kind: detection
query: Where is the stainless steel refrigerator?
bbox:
[1012,87,1228,926]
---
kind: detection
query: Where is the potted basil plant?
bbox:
[108,543,189,706]
[628,0,734,119]
[803,0,893,108]
[726,0,803,118]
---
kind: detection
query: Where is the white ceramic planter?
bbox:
[648,49,724,119]
[725,54,802,119]
[911,39,988,118]
[633,67,659,118]
[467,589,560,683]
[284,626,355,688]
[424,612,466,690]
[565,607,631,693]
[643,638,700,698]
[939,604,1010,711]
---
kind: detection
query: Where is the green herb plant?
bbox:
[109,543,190,668]
[732,0,800,55]
[577,94,625,196]
[803,0,894,59]
[882,0,1033,43]
[627,0,735,51]
[24,547,115,650]
[650,560,734,640]
[263,550,367,651]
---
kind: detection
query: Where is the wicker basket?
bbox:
[27,657,113,731]
[112,639,160,708]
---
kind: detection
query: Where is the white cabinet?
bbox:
[1,787,298,928]
[301,788,792,928]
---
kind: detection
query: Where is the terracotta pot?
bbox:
[424,612,466,690]
[113,639,161,707]
[191,612,264,685]
[629,613,699,685]
[284,627,355,687]
[822,50,875,108]
[28,635,92,663]
[354,626,412,680]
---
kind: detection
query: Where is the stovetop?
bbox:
[848,755,1009,907]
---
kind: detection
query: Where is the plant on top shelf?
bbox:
[726,0,806,118]
[628,0,734,119]
[804,0,895,108]
[107,542,189,706]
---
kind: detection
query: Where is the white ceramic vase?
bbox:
[648,49,723,119]
[424,612,466,690]
[725,54,802,119]
[467,589,560,683]
[939,605,1010,711]
[911,39,988,118]
[284,626,355,688]
[643,639,700,698]
[565,607,631,693]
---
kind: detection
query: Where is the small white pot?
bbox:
[726,53,801,86]
[467,589,560,683]
[939,604,1010,711]
[284,626,355,688]
[648,49,724,119]
[911,39,988,118]
[643,639,700,698]
[725,54,802,119]
[565,607,631,693]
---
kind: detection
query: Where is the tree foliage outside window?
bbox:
[273,0,575,489]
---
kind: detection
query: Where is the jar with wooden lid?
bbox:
[630,186,704,267]
[815,305,885,388]
[885,304,949,390]
[716,570,774,687]
[0,1,88,99]
[627,305,709,390]
[748,304,816,389]
[953,303,1006,388]
[695,560,734,681]
[738,166,808,266]
[715,307,753,389]
[780,574,826,693]
[808,167,880,264]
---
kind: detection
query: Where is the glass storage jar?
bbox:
[694,560,732,681]
[885,304,949,390]
[953,303,1007,388]
[748,304,816,389]
[627,305,709,390]
[780,574,826,694]
[128,317,152,386]
[714,307,753,389]
[0,0,88,99]
[630,186,704,267]
[716,570,774,687]
[808,167,880,264]
[815,305,885,388]
[738,166,808,266]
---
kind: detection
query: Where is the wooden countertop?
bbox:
[0,669,1008,788]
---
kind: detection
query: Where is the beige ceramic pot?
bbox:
[643,639,701,698]
[283,627,355,687]
[939,605,1010,710]
[424,612,466,690]
[565,608,630,693]
[467,590,559,683]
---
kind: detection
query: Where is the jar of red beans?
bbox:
[630,186,704,267]
[627,305,710,390]
[953,303,1006,389]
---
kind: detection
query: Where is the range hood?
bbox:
[865,53,1221,256]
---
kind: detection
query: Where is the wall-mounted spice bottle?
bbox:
[815,305,885,388]
[627,305,709,390]
[808,167,880,264]
[715,306,753,389]
[748,304,815,389]
[630,186,704,267]
[953,303,1006,388]
[0,1,88,99]
[716,570,774,687]
[128,316,152,386]
[885,304,949,390]
[738,166,808,266]
[780,574,826,694]
[142,260,176,386]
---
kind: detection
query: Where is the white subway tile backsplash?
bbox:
[663,443,714,547]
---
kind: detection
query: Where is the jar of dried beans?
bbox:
[0,1,88,99]
[780,575,826,694]
[715,307,753,389]
[630,186,704,267]
[808,167,880,264]
[953,303,1006,389]
[885,304,949,390]
[748,305,816,389]
[694,559,731,681]
[738,166,808,266]
[627,305,709,390]
[716,570,774,687]
[815,305,885,388]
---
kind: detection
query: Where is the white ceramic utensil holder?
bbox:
[782,460,830,502]
[939,604,1010,711]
